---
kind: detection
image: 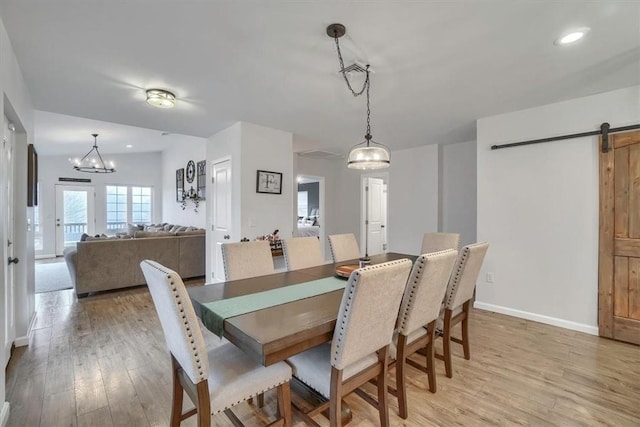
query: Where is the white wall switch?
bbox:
[486,272,495,283]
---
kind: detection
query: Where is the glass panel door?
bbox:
[55,185,95,255]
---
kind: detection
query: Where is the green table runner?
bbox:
[201,276,346,337]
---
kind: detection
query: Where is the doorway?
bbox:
[361,174,388,257]
[55,185,95,256]
[296,175,325,259]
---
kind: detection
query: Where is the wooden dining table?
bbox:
[188,252,414,367]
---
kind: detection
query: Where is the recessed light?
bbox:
[555,27,590,46]
[146,89,176,108]
[125,144,133,148]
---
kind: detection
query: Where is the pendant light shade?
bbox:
[347,136,390,170]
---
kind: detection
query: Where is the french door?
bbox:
[55,185,95,255]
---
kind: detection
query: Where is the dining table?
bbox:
[188,252,414,366]
[188,251,415,424]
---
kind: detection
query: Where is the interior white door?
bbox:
[382,183,388,252]
[3,118,15,366]
[366,177,385,256]
[212,160,232,282]
[55,185,95,255]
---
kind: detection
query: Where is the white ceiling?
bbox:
[1,1,639,156]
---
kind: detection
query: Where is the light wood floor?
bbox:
[5,283,640,427]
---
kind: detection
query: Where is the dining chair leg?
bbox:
[377,347,390,427]
[461,301,471,360]
[395,335,409,419]
[277,382,292,427]
[443,309,453,378]
[329,367,344,427]
[170,356,185,427]
[196,381,211,427]
[426,320,437,393]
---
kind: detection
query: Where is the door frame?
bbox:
[210,157,232,282]
[360,172,389,257]
[54,184,95,255]
[2,118,15,366]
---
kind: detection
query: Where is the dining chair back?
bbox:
[222,240,274,281]
[328,233,360,263]
[420,232,460,254]
[282,236,323,270]
[140,260,292,426]
[437,242,489,379]
[392,249,458,418]
[287,259,412,426]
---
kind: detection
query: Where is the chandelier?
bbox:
[70,133,116,173]
[327,23,390,170]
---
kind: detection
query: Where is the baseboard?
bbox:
[35,254,56,260]
[13,311,37,347]
[0,402,9,427]
[473,301,599,336]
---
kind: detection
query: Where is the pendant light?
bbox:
[327,23,390,170]
[70,133,116,173]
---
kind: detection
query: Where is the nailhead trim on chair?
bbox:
[145,261,207,382]
[212,378,289,414]
[444,247,469,310]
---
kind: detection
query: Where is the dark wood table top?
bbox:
[189,252,414,366]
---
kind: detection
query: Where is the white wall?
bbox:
[161,138,207,228]
[440,141,477,247]
[240,122,293,241]
[38,152,163,256]
[0,13,35,422]
[387,144,439,255]
[476,85,640,334]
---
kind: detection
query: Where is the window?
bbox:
[106,186,128,231]
[131,187,152,224]
[106,185,154,231]
[297,191,308,217]
[34,182,43,251]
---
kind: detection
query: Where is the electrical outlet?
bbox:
[486,272,495,283]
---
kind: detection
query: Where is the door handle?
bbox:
[381,225,385,228]
[224,235,230,240]
[8,257,19,265]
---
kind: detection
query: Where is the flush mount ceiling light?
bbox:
[146,88,176,108]
[326,23,390,170]
[70,133,116,173]
[555,27,590,45]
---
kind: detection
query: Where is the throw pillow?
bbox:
[80,233,89,241]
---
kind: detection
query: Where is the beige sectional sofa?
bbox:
[64,232,205,297]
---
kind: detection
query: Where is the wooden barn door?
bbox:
[599,130,640,344]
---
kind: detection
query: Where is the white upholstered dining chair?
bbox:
[221,240,274,281]
[420,232,460,254]
[328,233,360,263]
[287,259,412,427]
[140,260,292,427]
[436,242,489,378]
[282,236,324,270]
[391,249,458,419]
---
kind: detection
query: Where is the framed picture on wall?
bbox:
[176,168,184,202]
[256,170,282,194]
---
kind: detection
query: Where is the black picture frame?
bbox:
[27,144,38,206]
[176,168,184,202]
[197,160,206,200]
[256,170,282,194]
